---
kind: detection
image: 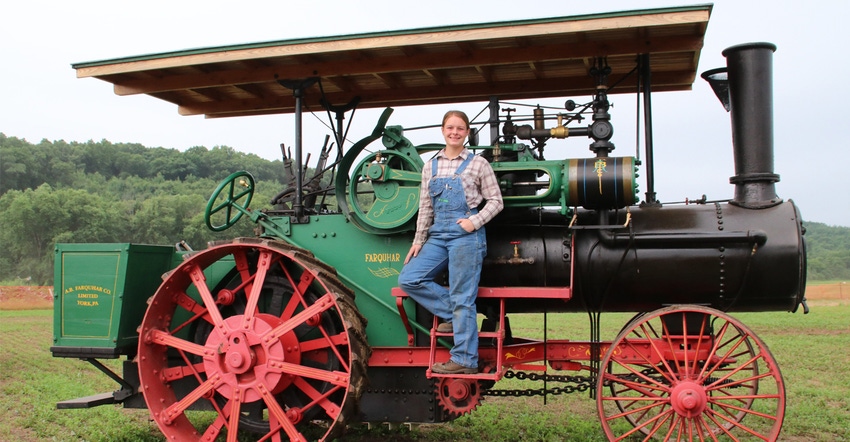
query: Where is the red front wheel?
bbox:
[597,305,785,441]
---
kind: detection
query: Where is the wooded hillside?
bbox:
[0,133,289,284]
[1,133,846,284]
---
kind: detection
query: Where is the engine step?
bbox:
[56,392,116,409]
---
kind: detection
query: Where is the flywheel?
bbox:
[335,108,431,234]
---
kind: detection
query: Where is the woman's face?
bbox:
[442,115,469,150]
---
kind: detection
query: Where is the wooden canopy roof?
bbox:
[73,5,712,119]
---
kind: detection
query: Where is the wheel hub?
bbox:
[223,332,253,374]
[670,380,708,418]
[203,313,301,402]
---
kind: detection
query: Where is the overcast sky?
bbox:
[2,0,848,227]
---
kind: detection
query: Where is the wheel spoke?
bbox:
[616,406,674,441]
[707,383,753,412]
[149,329,208,357]
[705,407,773,440]
[615,337,674,389]
[187,263,226,327]
[279,361,349,387]
[697,320,734,380]
[266,292,335,341]
[611,385,652,425]
[292,265,317,301]
[170,291,215,334]
[709,397,781,421]
[299,331,350,353]
[703,409,738,439]
[275,256,317,316]
[659,411,678,441]
[657,319,684,381]
[649,404,676,441]
[293,377,344,417]
[680,312,690,378]
[160,362,207,382]
[230,186,252,201]
[638,323,678,385]
[231,248,254,292]
[242,249,275,323]
[279,269,353,371]
[604,396,669,421]
[703,327,749,380]
[201,415,226,440]
[225,179,238,201]
[706,358,768,390]
[280,287,303,320]
[210,198,233,214]
[604,369,667,396]
[257,383,306,442]
[694,414,722,442]
[161,373,223,424]
[687,313,711,377]
[226,394,242,442]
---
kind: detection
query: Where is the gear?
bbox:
[434,378,483,416]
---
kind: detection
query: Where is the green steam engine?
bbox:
[51,6,806,441]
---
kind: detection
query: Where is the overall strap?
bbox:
[431,151,475,178]
[453,152,475,175]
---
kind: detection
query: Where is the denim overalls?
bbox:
[398,154,487,369]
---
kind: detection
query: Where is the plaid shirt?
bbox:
[413,148,503,245]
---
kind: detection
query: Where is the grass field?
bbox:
[1,287,848,441]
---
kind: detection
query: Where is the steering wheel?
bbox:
[205,171,255,231]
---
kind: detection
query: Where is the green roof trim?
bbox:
[71,4,713,69]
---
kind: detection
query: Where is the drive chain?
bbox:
[482,370,597,397]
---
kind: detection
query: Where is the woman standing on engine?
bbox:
[398,110,503,374]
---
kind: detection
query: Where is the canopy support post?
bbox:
[278,77,319,222]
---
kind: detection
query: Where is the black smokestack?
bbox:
[723,42,781,208]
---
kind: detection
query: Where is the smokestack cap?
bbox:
[722,42,777,57]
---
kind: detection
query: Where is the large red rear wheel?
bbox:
[597,305,785,441]
[138,238,369,441]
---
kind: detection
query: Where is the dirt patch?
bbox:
[805,283,849,299]
[0,286,53,310]
[803,283,850,306]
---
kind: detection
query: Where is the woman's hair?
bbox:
[441,110,470,129]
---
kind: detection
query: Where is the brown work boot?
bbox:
[436,322,453,333]
[432,360,477,374]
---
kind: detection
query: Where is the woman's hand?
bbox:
[457,218,475,233]
[404,244,423,264]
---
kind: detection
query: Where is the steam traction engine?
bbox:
[52,6,806,442]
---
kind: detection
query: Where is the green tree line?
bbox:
[0,133,283,192]
[2,133,848,285]
[0,133,290,284]
[801,222,850,281]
